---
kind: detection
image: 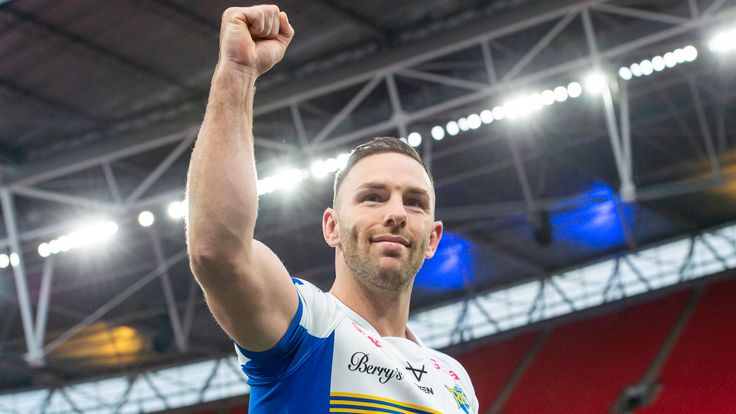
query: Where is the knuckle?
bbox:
[222,7,238,19]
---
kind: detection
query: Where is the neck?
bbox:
[329,254,412,338]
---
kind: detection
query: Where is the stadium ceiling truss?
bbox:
[1,0,735,401]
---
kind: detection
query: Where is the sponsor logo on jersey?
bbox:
[405,361,428,382]
[445,384,471,414]
[347,352,403,384]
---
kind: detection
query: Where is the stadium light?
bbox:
[619,45,699,81]
[310,160,329,178]
[407,132,422,147]
[709,29,736,53]
[479,109,494,124]
[138,211,155,227]
[446,121,460,136]
[0,254,9,268]
[431,125,445,140]
[37,220,119,257]
[167,201,187,219]
[584,72,607,94]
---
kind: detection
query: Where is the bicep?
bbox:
[193,239,298,352]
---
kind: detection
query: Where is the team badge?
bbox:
[445,384,471,413]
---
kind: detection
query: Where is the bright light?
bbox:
[336,153,350,170]
[553,86,568,102]
[431,126,445,140]
[567,82,582,98]
[480,109,494,124]
[673,48,686,64]
[36,220,118,257]
[38,243,50,258]
[138,211,155,227]
[324,158,338,173]
[541,90,555,106]
[528,93,544,110]
[630,63,642,77]
[0,254,8,268]
[663,52,677,68]
[446,121,460,136]
[709,30,736,53]
[651,56,665,72]
[467,114,482,129]
[273,169,305,191]
[491,106,506,120]
[407,132,422,147]
[584,72,607,94]
[683,45,698,62]
[168,201,186,219]
[640,59,653,76]
[618,67,632,80]
[10,253,18,267]
[458,117,470,132]
[310,160,328,178]
[504,97,528,119]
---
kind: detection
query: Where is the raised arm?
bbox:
[186,5,297,352]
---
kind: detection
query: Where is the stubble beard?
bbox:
[340,224,428,293]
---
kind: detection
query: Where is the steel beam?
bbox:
[123,132,196,209]
[0,190,42,365]
[592,3,690,25]
[397,68,489,91]
[687,77,722,178]
[149,229,187,352]
[102,163,123,204]
[33,255,54,358]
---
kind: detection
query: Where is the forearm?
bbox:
[186,66,258,258]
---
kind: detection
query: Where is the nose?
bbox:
[383,196,407,228]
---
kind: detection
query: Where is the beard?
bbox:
[339,223,429,292]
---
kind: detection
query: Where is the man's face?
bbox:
[325,152,443,292]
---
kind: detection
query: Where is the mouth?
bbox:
[370,235,410,248]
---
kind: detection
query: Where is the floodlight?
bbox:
[567,82,582,98]
[479,109,494,124]
[167,201,186,219]
[708,30,735,53]
[458,117,470,131]
[682,45,698,62]
[138,211,155,227]
[673,48,686,64]
[528,93,544,110]
[431,126,445,140]
[584,72,607,94]
[491,106,506,120]
[9,253,18,267]
[541,90,555,106]
[630,63,642,77]
[38,243,51,258]
[651,56,665,72]
[640,59,653,76]
[0,254,8,268]
[257,177,276,195]
[310,160,329,178]
[446,121,460,136]
[618,67,633,80]
[407,132,422,147]
[324,157,338,173]
[663,52,677,68]
[274,169,305,191]
[336,153,350,170]
[467,114,482,129]
[553,86,568,102]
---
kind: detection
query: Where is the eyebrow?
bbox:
[355,182,431,198]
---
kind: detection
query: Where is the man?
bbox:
[186,5,479,413]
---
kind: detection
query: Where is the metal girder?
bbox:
[149,229,188,353]
[0,190,42,365]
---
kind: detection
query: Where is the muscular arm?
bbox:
[186,5,297,352]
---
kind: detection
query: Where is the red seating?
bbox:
[500,290,690,413]
[455,330,539,413]
[639,277,736,413]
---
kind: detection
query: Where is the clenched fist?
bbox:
[218,5,294,78]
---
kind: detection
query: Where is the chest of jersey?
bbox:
[328,319,473,414]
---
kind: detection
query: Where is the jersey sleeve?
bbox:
[233,278,342,384]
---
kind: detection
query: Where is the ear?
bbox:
[424,220,444,259]
[322,208,341,248]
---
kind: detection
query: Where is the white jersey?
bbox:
[235,278,479,413]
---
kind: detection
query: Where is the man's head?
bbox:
[322,137,443,293]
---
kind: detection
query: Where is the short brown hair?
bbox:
[333,136,433,206]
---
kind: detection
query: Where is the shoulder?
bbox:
[291,277,343,337]
[427,348,476,392]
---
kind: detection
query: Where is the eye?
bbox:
[362,193,381,202]
[405,198,421,207]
